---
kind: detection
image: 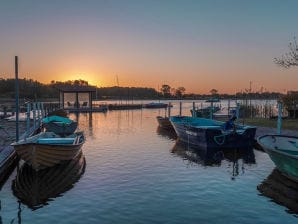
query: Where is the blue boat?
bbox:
[257,135,298,182]
[143,102,172,109]
[42,115,78,136]
[190,106,221,118]
[169,116,256,150]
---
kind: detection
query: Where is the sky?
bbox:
[0,0,298,94]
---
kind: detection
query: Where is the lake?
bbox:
[0,100,297,224]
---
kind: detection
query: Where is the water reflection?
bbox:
[171,141,255,178]
[258,168,298,214]
[12,151,86,210]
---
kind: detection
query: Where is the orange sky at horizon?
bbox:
[1,63,294,95]
[1,1,298,95]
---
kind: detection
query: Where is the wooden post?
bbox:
[277,102,282,135]
[15,56,19,141]
[236,103,240,119]
[41,102,45,118]
[228,99,230,116]
[26,103,31,134]
[37,102,41,127]
[168,102,171,117]
[210,101,213,119]
[33,103,36,129]
[192,102,195,117]
[179,101,182,116]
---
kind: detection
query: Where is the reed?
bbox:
[241,118,298,130]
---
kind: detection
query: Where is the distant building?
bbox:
[58,86,96,111]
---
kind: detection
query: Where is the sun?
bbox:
[61,72,97,86]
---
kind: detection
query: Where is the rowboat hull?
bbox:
[170,116,256,150]
[258,135,298,182]
[156,116,174,130]
[12,132,85,170]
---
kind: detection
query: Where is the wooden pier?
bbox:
[0,102,43,186]
[0,146,18,188]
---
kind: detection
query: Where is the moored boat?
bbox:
[190,106,221,118]
[205,98,220,103]
[257,135,298,182]
[156,116,174,130]
[11,131,85,170]
[169,116,256,150]
[144,102,171,109]
[42,115,78,136]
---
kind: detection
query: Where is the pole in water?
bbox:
[33,103,36,129]
[15,56,19,141]
[179,101,182,116]
[236,103,240,119]
[228,99,230,116]
[192,102,195,117]
[277,102,282,135]
[26,103,31,135]
[168,102,171,117]
[210,101,213,119]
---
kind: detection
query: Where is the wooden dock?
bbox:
[0,146,18,188]
[0,117,37,187]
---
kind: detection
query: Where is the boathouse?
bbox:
[58,86,96,112]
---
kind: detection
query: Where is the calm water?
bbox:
[0,101,297,224]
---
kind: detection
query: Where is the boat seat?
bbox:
[37,138,75,144]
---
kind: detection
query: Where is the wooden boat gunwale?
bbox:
[258,134,298,160]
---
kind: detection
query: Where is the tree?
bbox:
[210,89,218,96]
[160,84,171,97]
[275,37,298,68]
[175,86,186,98]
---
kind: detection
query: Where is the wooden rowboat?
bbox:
[156,116,174,130]
[11,131,85,170]
[257,135,298,182]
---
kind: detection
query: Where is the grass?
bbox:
[239,117,298,130]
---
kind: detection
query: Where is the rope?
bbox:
[213,134,226,145]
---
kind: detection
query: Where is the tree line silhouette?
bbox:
[0,78,282,100]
